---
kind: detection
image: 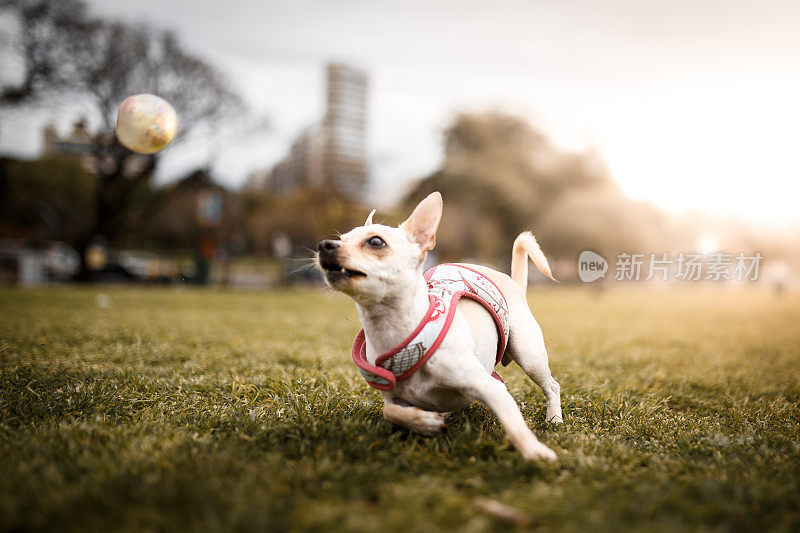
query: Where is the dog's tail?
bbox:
[511,231,557,292]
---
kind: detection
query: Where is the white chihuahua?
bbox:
[317,192,562,461]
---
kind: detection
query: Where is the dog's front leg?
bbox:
[381,396,446,436]
[467,375,557,461]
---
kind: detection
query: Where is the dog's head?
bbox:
[317,192,443,305]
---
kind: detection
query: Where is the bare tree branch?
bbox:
[1,0,245,138]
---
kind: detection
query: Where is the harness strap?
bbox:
[351,295,438,391]
[352,264,510,391]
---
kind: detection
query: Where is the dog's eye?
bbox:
[367,236,386,248]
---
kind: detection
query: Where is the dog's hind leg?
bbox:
[382,397,446,436]
[506,304,563,424]
[506,231,562,423]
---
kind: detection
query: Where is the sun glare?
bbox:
[697,233,719,254]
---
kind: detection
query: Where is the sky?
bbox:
[2,0,799,223]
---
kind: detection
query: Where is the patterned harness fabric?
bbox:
[352,264,510,391]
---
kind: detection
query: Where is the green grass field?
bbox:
[1,285,799,532]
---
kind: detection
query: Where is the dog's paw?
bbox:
[411,410,447,436]
[522,442,558,462]
[546,412,564,424]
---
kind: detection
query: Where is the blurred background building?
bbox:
[42,121,92,158]
[42,120,153,176]
[247,63,368,200]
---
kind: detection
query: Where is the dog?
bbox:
[317,192,562,461]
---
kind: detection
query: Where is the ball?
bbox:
[115,94,178,154]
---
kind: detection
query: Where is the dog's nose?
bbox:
[318,240,341,253]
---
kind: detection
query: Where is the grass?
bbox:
[1,284,799,532]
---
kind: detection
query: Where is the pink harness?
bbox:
[351,264,510,391]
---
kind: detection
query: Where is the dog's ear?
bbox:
[364,209,376,226]
[400,192,442,253]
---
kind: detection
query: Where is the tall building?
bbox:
[247,63,368,199]
[322,64,368,198]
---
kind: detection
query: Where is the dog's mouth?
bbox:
[319,259,367,280]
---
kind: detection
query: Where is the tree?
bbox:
[0,155,95,245]
[403,111,678,269]
[0,0,246,278]
[404,112,620,263]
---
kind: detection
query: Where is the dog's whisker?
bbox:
[289,263,318,274]
[321,287,338,299]
[287,255,318,264]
